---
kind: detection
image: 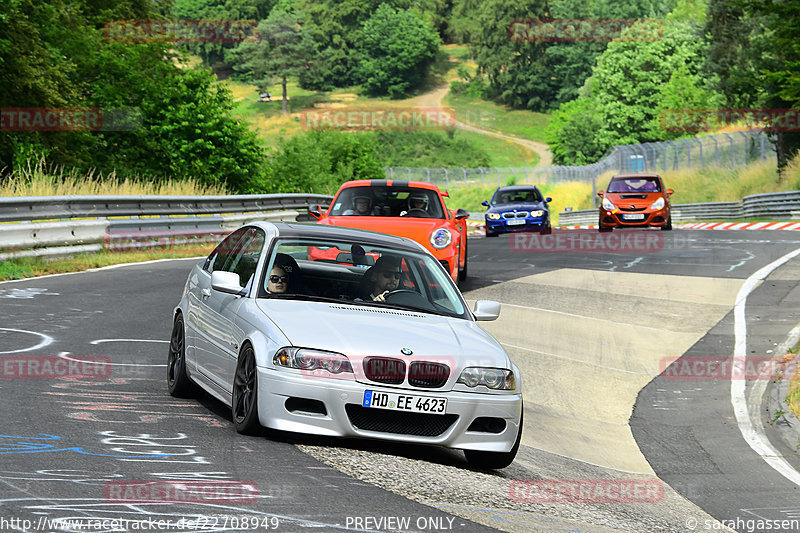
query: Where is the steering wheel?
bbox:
[402,208,429,217]
[382,289,419,302]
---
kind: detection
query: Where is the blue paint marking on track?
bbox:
[0,434,170,458]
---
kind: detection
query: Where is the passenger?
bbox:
[343,195,373,216]
[267,266,288,294]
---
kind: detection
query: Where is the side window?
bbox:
[203,228,248,273]
[226,228,266,290]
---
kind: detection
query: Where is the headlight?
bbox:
[457,367,515,390]
[530,210,544,217]
[274,347,353,375]
[650,197,665,210]
[602,197,616,211]
[487,213,501,220]
[430,228,452,249]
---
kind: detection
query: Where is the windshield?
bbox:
[329,186,445,219]
[257,237,468,319]
[607,177,662,193]
[491,188,543,205]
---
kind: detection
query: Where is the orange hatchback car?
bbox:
[308,180,470,283]
[597,174,674,232]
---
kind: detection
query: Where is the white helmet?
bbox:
[408,193,428,210]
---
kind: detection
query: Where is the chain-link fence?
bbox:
[385,130,774,190]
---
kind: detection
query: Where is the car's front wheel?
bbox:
[458,238,468,282]
[661,214,673,231]
[232,344,261,435]
[167,314,195,398]
[464,409,523,469]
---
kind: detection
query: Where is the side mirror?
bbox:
[473,300,500,321]
[455,208,470,220]
[545,197,552,203]
[481,200,489,207]
[308,204,322,219]
[597,190,604,197]
[666,189,674,196]
[211,271,243,295]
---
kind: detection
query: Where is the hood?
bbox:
[255,299,508,367]
[605,192,662,207]
[487,202,547,214]
[319,216,447,248]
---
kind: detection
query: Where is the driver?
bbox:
[408,193,428,213]
[368,256,402,302]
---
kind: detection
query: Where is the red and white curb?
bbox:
[467,220,800,236]
[678,221,800,230]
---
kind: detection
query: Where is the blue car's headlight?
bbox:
[430,228,452,249]
[530,210,544,217]
[487,213,501,220]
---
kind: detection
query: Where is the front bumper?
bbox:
[257,366,522,452]
[485,217,549,235]
[599,209,668,228]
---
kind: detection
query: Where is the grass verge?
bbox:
[786,342,800,420]
[443,92,551,144]
[0,245,214,282]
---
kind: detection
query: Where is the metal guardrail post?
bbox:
[711,135,719,167]
[738,131,749,165]
[722,132,735,168]
[694,138,704,167]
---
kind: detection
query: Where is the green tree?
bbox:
[356,4,441,98]
[263,130,384,194]
[227,9,316,114]
[171,0,275,65]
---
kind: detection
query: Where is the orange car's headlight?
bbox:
[430,228,452,249]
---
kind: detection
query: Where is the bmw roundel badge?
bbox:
[400,348,413,355]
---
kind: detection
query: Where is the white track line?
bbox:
[731,247,800,486]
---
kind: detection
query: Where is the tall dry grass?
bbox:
[0,158,227,197]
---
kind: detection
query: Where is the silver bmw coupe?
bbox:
[168,222,523,469]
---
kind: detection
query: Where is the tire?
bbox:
[232,344,261,435]
[541,224,552,235]
[167,314,195,398]
[485,228,498,237]
[458,238,468,282]
[598,214,612,232]
[464,409,523,470]
[661,214,673,231]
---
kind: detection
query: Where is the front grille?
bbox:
[345,404,458,436]
[618,206,646,212]
[364,357,405,384]
[502,211,528,219]
[408,362,449,388]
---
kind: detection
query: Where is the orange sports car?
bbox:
[597,174,674,231]
[308,180,470,283]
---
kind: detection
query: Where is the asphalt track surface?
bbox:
[1,228,799,533]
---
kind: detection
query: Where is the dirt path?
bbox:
[406,84,553,167]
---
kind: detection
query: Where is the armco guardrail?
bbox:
[558,190,800,226]
[0,194,333,259]
[0,193,332,223]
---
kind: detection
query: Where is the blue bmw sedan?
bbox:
[482,185,552,237]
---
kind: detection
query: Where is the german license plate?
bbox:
[362,390,447,414]
[622,214,645,220]
[506,219,525,226]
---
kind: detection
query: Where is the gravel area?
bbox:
[297,440,733,533]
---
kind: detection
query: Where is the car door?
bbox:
[186,228,248,382]
[197,227,266,393]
